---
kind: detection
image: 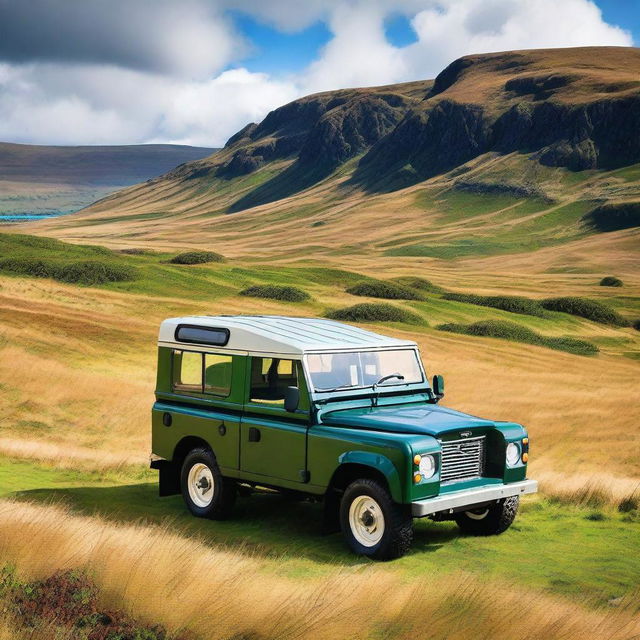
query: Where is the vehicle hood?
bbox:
[321,402,494,436]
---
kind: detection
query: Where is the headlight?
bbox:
[506,442,521,466]
[418,454,436,479]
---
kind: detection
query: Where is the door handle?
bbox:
[248,427,261,442]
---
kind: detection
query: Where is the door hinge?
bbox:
[299,470,310,483]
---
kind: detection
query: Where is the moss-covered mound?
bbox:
[392,277,444,294]
[442,292,545,317]
[346,280,424,300]
[169,250,224,265]
[437,319,598,356]
[599,276,623,287]
[541,297,628,327]
[239,285,310,302]
[326,302,424,324]
[0,257,136,285]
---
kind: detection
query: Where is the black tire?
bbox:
[454,496,519,535]
[180,448,236,520]
[339,479,413,560]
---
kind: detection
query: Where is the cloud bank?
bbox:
[0,0,632,147]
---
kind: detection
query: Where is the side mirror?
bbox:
[432,374,444,398]
[284,386,300,413]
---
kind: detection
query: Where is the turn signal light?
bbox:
[414,473,422,483]
[522,453,529,463]
[413,454,422,465]
[522,437,529,445]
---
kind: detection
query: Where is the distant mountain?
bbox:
[22,47,640,267]
[0,143,215,219]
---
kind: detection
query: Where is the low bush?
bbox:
[599,276,623,287]
[56,261,137,285]
[541,296,628,327]
[0,257,136,285]
[618,494,639,513]
[437,319,599,356]
[346,280,424,300]
[633,319,640,332]
[169,250,224,265]
[392,276,444,294]
[442,292,545,317]
[239,285,310,302]
[326,302,424,324]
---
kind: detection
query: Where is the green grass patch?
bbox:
[541,297,629,327]
[442,293,545,317]
[438,319,599,355]
[599,276,623,287]
[326,302,424,324]
[346,280,424,301]
[239,284,310,302]
[169,250,224,265]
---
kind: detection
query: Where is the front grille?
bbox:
[439,435,486,483]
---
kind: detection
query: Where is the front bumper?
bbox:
[411,479,538,517]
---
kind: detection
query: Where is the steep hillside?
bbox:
[0,142,215,219]
[16,47,640,274]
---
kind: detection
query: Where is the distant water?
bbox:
[0,214,60,222]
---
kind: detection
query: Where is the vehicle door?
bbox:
[240,356,309,483]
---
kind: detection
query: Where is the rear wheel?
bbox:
[181,448,236,520]
[340,479,413,560]
[454,496,519,535]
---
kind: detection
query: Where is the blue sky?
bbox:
[0,0,637,146]
[231,0,638,78]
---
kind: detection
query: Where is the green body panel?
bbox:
[152,343,531,507]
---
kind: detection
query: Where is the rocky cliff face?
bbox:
[167,47,640,210]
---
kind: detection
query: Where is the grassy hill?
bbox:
[0,142,215,220]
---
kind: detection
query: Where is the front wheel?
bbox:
[339,479,413,560]
[454,496,519,535]
[181,448,236,520]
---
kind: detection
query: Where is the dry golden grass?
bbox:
[1,499,639,640]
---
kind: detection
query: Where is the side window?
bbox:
[250,357,300,407]
[204,353,232,397]
[172,350,202,393]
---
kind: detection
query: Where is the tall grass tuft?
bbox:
[2,500,639,640]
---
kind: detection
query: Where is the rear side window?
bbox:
[173,351,202,393]
[172,350,232,397]
[175,325,229,346]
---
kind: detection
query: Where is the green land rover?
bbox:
[151,315,537,559]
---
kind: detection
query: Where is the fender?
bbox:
[338,450,404,503]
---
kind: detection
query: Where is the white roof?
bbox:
[158,315,416,356]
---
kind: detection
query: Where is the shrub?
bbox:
[0,258,136,285]
[541,297,628,327]
[442,292,545,317]
[326,302,424,324]
[56,261,137,285]
[437,319,599,356]
[0,257,58,278]
[239,285,310,302]
[599,276,623,287]
[618,494,639,513]
[392,276,444,294]
[346,280,424,300]
[633,319,640,332]
[169,250,224,265]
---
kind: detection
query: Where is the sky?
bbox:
[0,0,637,148]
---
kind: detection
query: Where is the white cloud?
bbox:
[0,0,633,147]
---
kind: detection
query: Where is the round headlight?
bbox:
[506,442,520,466]
[418,454,436,479]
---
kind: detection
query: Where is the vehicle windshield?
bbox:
[306,349,423,392]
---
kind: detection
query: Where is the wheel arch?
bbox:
[157,436,213,497]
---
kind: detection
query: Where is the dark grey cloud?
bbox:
[0,0,241,77]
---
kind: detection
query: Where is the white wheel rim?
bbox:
[187,463,215,508]
[348,495,385,547]
[466,508,489,520]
